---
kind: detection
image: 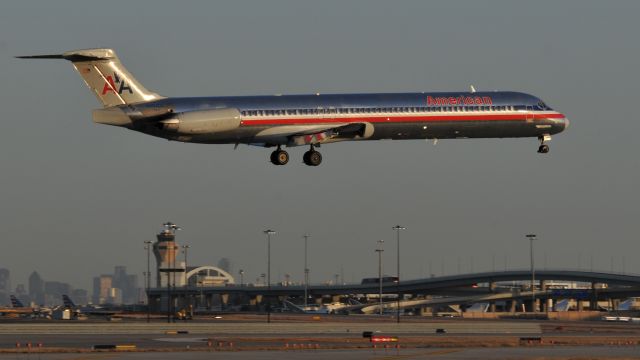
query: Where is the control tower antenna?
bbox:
[163,222,182,234]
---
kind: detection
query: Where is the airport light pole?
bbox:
[264,229,276,323]
[171,241,176,323]
[239,269,244,287]
[182,244,190,315]
[197,273,204,308]
[393,225,405,323]
[303,234,310,307]
[166,267,171,323]
[526,234,537,312]
[144,240,152,323]
[182,245,190,287]
[376,240,384,315]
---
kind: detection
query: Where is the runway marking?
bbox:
[372,349,462,359]
[63,354,118,360]
[152,337,209,342]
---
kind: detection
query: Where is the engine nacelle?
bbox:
[161,108,241,134]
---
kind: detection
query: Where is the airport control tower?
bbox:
[153,222,185,288]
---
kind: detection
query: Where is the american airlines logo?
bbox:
[101,72,133,95]
[427,95,492,106]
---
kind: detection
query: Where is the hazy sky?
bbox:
[1,1,639,292]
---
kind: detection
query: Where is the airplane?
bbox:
[10,295,26,308]
[17,48,569,166]
[282,298,363,314]
[0,295,51,317]
[61,294,119,317]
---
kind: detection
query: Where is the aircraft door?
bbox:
[525,105,534,122]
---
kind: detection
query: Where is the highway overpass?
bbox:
[149,269,640,298]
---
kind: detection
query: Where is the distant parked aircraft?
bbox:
[282,298,363,314]
[62,294,119,317]
[0,295,51,317]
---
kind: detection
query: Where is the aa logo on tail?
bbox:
[102,72,133,95]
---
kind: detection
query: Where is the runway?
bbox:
[0,319,541,350]
[2,347,640,360]
[1,317,639,358]
[0,319,542,335]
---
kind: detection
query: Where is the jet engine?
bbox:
[160,108,241,134]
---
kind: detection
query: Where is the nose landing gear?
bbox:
[537,134,551,154]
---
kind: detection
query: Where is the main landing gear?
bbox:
[268,145,323,166]
[303,145,322,167]
[270,146,289,165]
[537,134,551,154]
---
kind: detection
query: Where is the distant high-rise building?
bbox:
[217,258,231,273]
[28,271,44,305]
[124,274,138,304]
[113,266,127,285]
[44,281,72,306]
[71,289,89,306]
[110,266,139,304]
[0,268,10,304]
[108,287,122,304]
[15,284,27,300]
[92,275,112,304]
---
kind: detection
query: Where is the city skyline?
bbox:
[0,266,140,307]
[2,230,636,302]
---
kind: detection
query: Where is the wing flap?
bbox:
[253,122,373,146]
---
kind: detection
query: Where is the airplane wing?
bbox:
[252,122,374,147]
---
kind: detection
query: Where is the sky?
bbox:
[1,1,639,292]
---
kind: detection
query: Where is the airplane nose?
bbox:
[562,117,570,130]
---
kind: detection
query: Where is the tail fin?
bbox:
[62,294,76,308]
[10,295,25,308]
[17,48,164,107]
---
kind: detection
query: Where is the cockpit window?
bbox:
[537,101,549,110]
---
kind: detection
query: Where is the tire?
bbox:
[308,151,322,166]
[276,150,289,165]
[303,151,311,165]
[538,145,549,154]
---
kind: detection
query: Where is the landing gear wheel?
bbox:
[537,144,549,154]
[537,134,551,154]
[270,149,289,165]
[303,150,322,166]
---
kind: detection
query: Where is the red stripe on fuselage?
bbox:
[241,113,565,126]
